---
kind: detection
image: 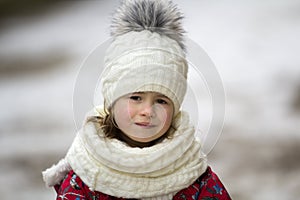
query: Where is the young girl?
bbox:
[43,0,232,199]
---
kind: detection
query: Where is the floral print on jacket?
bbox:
[54,166,231,200]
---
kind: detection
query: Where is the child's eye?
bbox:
[129,95,142,101]
[156,99,168,104]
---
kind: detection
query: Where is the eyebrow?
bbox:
[156,94,169,98]
[132,92,144,94]
[131,92,169,99]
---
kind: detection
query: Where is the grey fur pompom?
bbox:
[111,0,185,50]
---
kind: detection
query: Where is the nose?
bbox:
[140,102,155,118]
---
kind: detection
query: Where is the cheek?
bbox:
[156,106,173,127]
[114,101,135,125]
[164,112,173,128]
[126,106,136,119]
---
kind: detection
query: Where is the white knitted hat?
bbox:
[101,0,188,115]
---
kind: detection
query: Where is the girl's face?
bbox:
[113,92,174,143]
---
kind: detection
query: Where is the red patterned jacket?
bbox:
[54,166,231,200]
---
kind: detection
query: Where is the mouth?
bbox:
[135,122,156,128]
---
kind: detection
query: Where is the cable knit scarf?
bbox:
[43,111,207,200]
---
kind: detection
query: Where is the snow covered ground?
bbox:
[0,0,299,199]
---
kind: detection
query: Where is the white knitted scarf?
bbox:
[43,111,207,200]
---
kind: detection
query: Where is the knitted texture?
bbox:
[102,30,188,114]
[101,0,188,114]
[64,111,207,199]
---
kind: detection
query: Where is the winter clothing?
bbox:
[43,109,231,200]
[54,166,231,200]
[43,0,232,199]
[101,0,187,115]
[44,111,208,199]
[102,30,188,115]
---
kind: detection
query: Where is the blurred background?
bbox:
[0,0,299,199]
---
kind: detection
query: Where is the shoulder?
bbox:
[54,170,100,200]
[55,170,120,200]
[174,166,232,200]
[197,166,231,199]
